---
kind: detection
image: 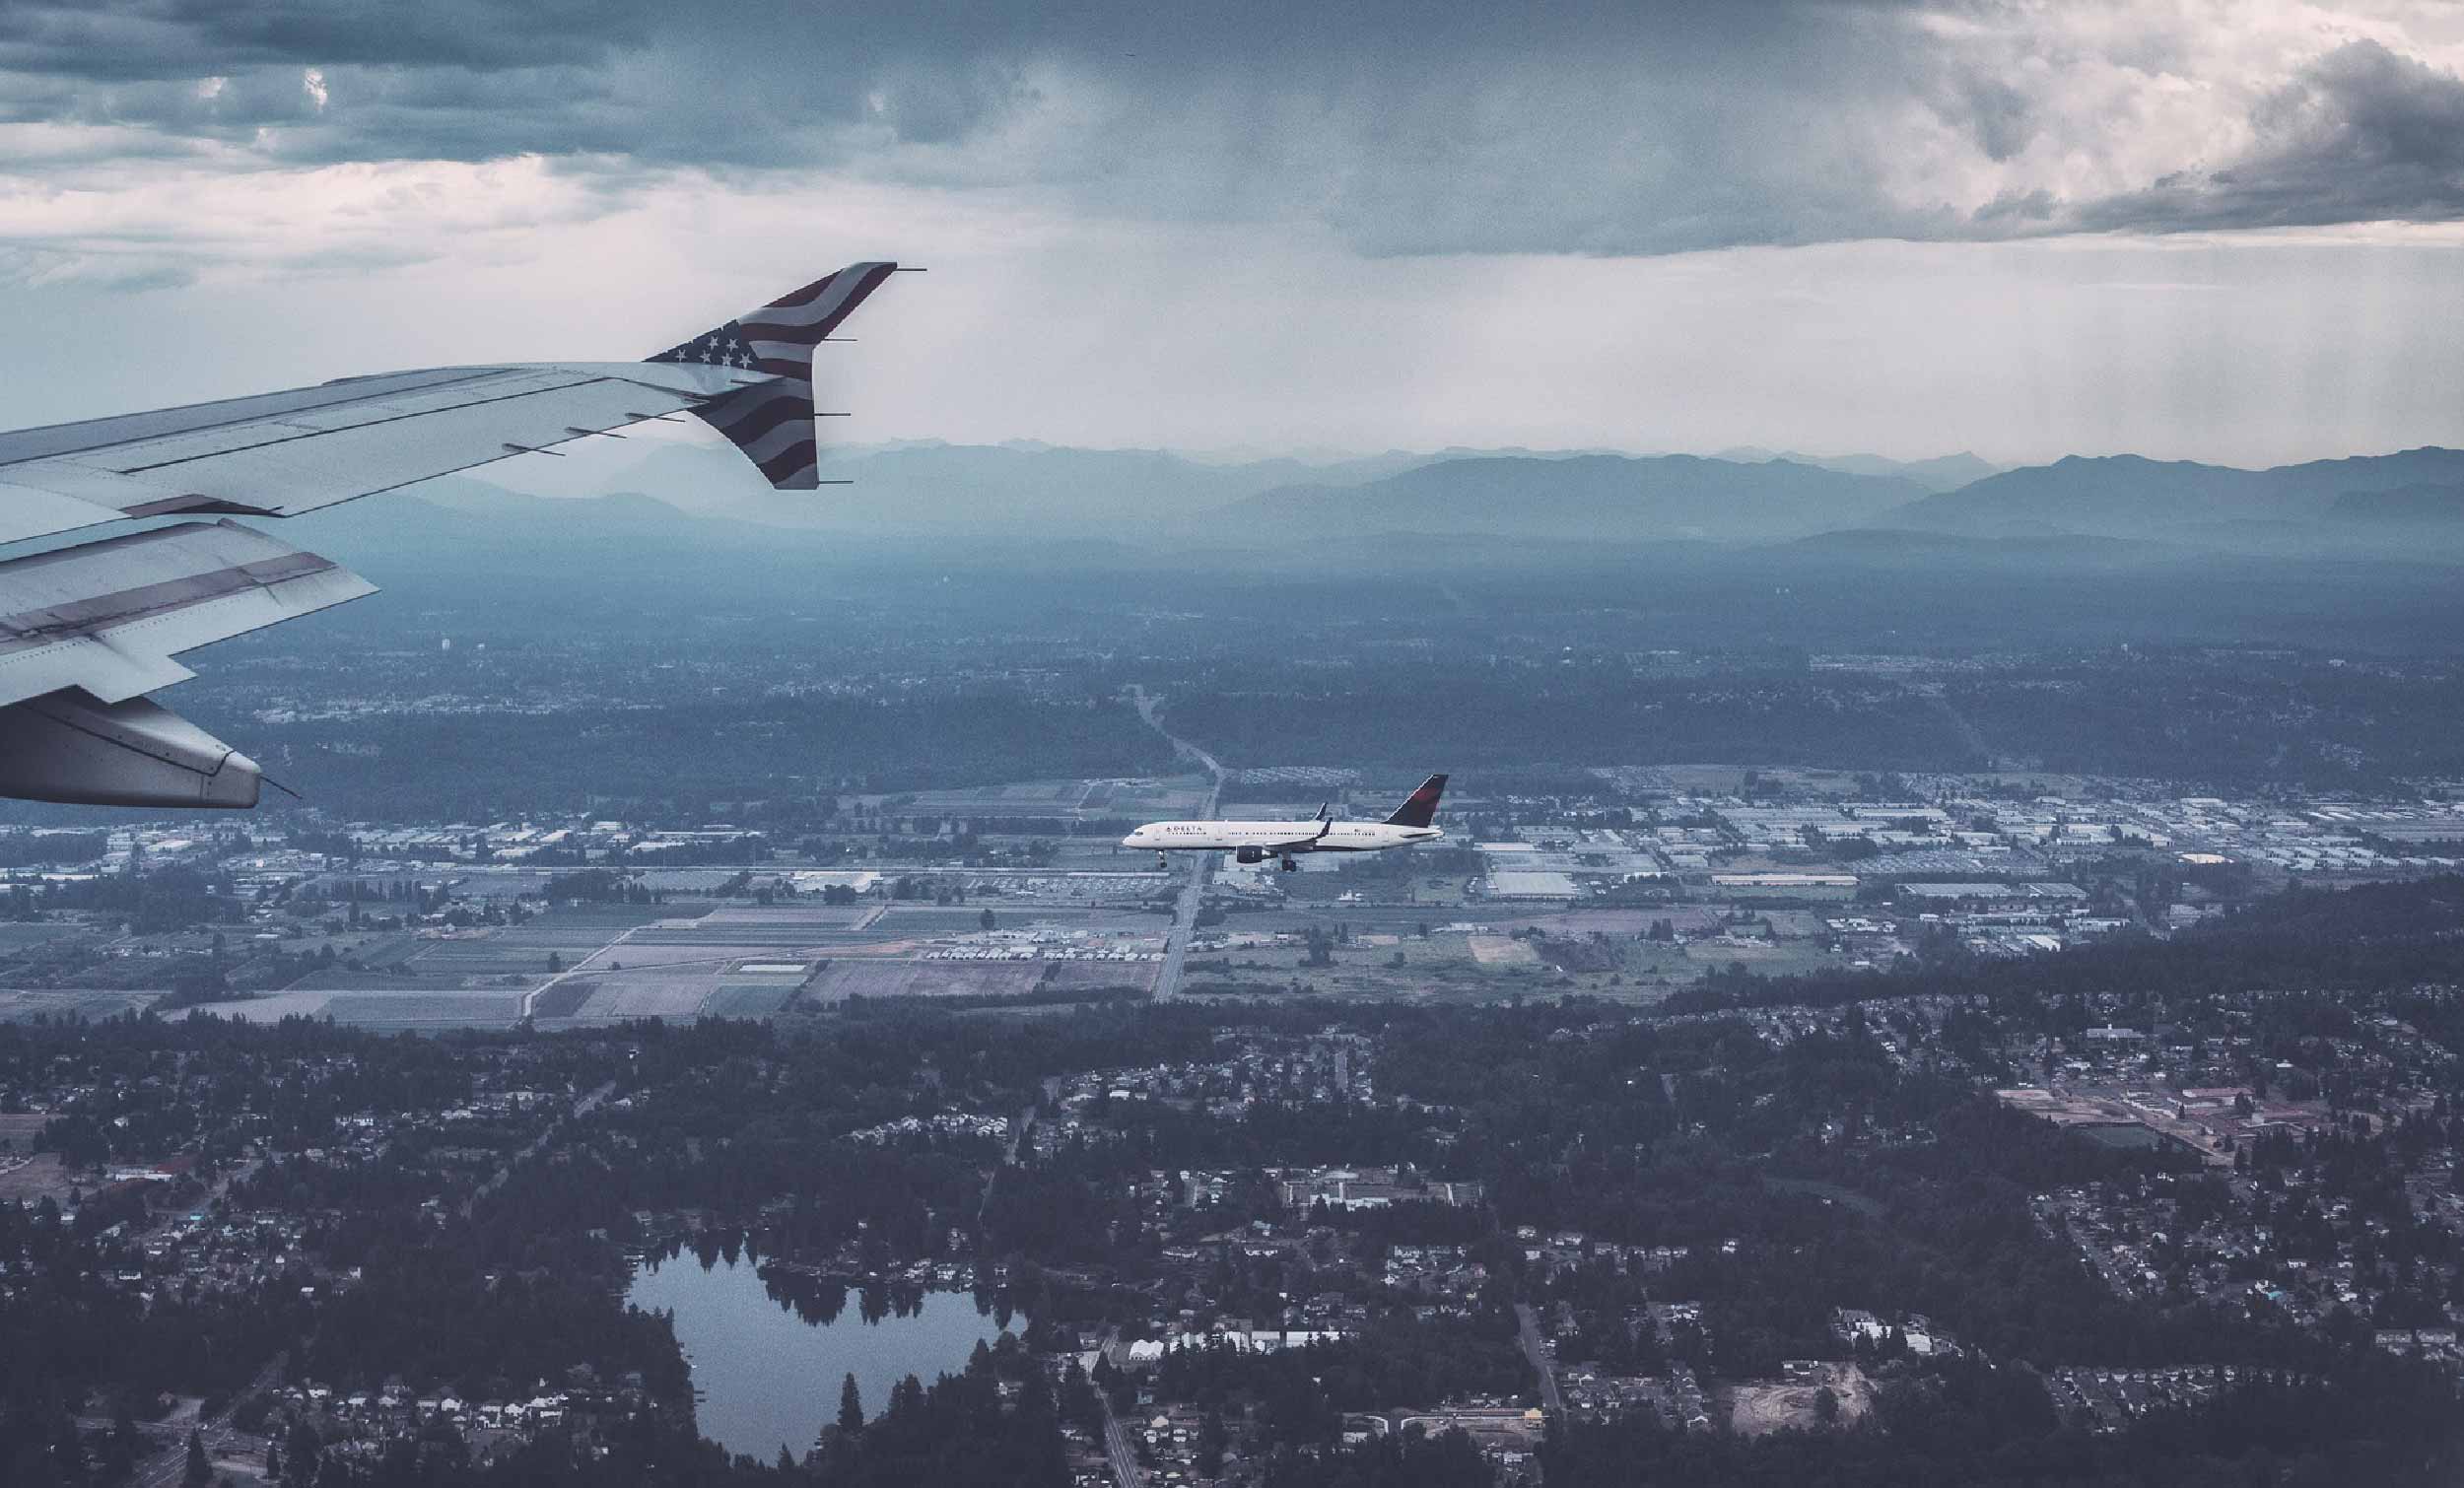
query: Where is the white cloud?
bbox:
[6,2,2464,265]
[1,2,2461,468]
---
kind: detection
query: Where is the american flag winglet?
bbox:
[644,261,899,490]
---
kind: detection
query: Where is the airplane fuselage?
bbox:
[1122,821,1442,854]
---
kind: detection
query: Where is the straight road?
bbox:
[1098,1385,1145,1488]
[1129,688,1223,1002]
[1515,1303,1564,1414]
[131,1352,285,1488]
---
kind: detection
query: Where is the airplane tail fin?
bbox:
[645,261,900,490]
[1384,774,1448,828]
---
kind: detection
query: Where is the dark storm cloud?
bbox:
[0,0,628,80]
[2073,40,2464,235]
[4,1,2460,256]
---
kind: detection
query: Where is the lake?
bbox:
[626,1253,1021,1462]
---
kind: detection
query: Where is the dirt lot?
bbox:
[806,961,1051,1001]
[1044,961,1159,993]
[1467,935,1541,967]
[0,1115,71,1202]
[1726,1362,1875,1436]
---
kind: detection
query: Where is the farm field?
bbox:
[0,989,159,1022]
[806,961,1051,1002]
[890,774,1211,822]
[214,990,528,1029]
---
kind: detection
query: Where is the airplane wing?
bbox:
[1260,820,1336,852]
[0,261,901,808]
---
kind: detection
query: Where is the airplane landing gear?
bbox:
[1279,855,1299,872]
[1156,851,1169,870]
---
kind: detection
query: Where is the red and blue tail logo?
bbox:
[1386,774,1448,828]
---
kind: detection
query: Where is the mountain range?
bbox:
[397,438,2464,562]
[1226,453,1927,543]
[1889,447,2464,544]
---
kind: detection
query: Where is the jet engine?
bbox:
[1235,846,1266,863]
[0,689,263,807]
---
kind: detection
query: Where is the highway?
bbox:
[1129,688,1223,1002]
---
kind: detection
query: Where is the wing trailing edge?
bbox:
[0,519,375,711]
[0,520,372,808]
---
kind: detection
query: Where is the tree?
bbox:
[1061,1359,1105,1438]
[1198,1407,1228,1478]
[283,1418,320,1487]
[980,908,997,931]
[183,1428,211,1486]
[837,1373,864,1436]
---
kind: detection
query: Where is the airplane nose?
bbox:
[1120,833,1140,848]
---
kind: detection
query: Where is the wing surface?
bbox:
[0,520,375,710]
[0,362,732,547]
[0,260,901,807]
[1260,820,1336,852]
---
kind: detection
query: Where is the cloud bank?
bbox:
[2,1,2462,278]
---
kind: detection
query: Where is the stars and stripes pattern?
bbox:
[644,261,899,491]
[650,322,760,370]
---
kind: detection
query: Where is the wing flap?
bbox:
[0,479,138,547]
[0,638,195,709]
[0,521,375,710]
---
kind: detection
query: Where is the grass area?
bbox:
[1179,922,1841,1004]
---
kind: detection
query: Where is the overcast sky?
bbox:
[4,0,2464,467]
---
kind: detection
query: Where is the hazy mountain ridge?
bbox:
[1888,447,2464,541]
[2332,483,2464,522]
[1712,446,2002,492]
[714,442,1436,533]
[352,441,2464,565]
[1223,453,1928,543]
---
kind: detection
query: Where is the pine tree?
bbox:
[183,1428,211,1487]
[837,1373,864,1436]
[1198,1407,1228,1478]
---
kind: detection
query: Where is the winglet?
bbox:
[644,261,899,490]
[1384,775,1448,828]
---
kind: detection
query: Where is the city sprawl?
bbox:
[6,714,2464,1486]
